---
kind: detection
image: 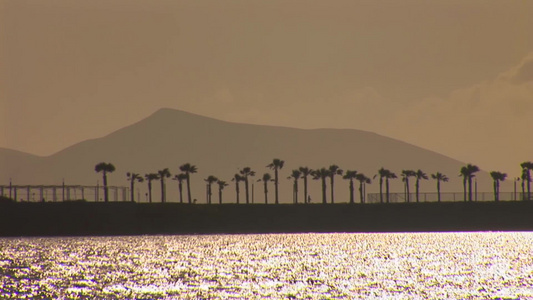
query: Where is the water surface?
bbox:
[1,233,532,298]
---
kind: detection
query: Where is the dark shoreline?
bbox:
[1,202,532,237]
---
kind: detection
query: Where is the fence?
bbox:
[0,185,129,202]
[366,192,528,204]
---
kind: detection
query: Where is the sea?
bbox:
[1,232,532,299]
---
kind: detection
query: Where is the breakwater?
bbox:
[1,202,532,237]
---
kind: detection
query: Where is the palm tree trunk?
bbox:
[359,182,363,204]
[160,179,165,203]
[321,177,327,204]
[379,177,383,203]
[349,179,354,204]
[303,176,308,204]
[526,169,531,201]
[264,181,268,204]
[386,178,390,203]
[406,178,410,203]
[245,178,249,204]
[178,182,183,204]
[437,180,441,203]
[130,180,135,203]
[103,172,108,203]
[463,177,467,202]
[236,182,240,204]
[274,169,279,204]
[468,177,473,202]
[186,174,192,204]
[148,181,152,203]
[295,180,299,204]
[330,176,335,204]
[493,180,497,202]
[522,180,525,201]
[415,179,420,203]
[219,187,222,204]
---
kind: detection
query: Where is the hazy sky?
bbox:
[1,0,532,175]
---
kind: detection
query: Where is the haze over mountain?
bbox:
[0,108,496,203]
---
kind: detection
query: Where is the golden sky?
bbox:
[1,0,532,175]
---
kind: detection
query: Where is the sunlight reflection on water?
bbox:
[1,232,533,299]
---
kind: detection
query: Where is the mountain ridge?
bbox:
[0,108,494,203]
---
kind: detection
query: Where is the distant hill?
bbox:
[0,108,493,203]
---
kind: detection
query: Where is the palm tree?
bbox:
[312,168,330,204]
[157,168,171,203]
[126,172,143,203]
[520,161,533,201]
[375,168,388,203]
[460,164,479,202]
[299,167,313,204]
[288,169,302,204]
[343,170,358,204]
[172,173,187,203]
[216,180,228,204]
[385,170,397,203]
[414,169,428,203]
[144,173,159,203]
[232,174,244,204]
[239,167,256,204]
[490,171,507,202]
[355,173,371,203]
[258,173,273,204]
[94,162,115,203]
[401,170,416,203]
[328,165,343,204]
[267,158,285,204]
[204,175,218,204]
[431,172,448,203]
[179,163,198,204]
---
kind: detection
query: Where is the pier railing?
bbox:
[0,185,129,202]
[366,192,527,203]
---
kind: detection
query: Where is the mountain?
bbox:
[0,108,493,203]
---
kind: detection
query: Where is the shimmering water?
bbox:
[1,233,532,299]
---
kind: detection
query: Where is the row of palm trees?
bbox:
[95,160,533,204]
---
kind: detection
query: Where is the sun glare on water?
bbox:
[1,232,532,299]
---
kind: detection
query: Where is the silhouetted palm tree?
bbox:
[95,162,115,203]
[232,174,244,204]
[172,173,187,203]
[401,170,416,203]
[431,172,448,203]
[312,168,330,204]
[258,173,273,204]
[126,172,143,203]
[239,167,256,204]
[460,164,479,202]
[204,175,218,204]
[267,158,284,204]
[299,167,313,204]
[288,169,302,204]
[216,180,228,204]
[328,165,343,204]
[490,171,507,202]
[520,161,533,201]
[355,173,371,203]
[343,170,358,204]
[145,173,159,203]
[375,168,388,203]
[179,163,197,204]
[157,168,171,203]
[415,169,428,203]
[385,170,397,203]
